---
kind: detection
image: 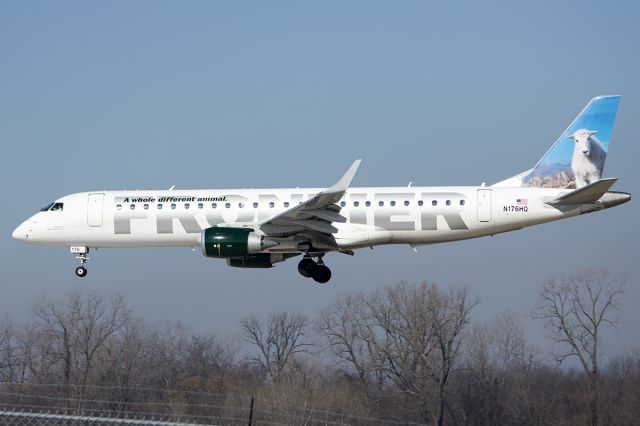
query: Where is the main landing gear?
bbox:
[71,246,90,278]
[298,254,332,284]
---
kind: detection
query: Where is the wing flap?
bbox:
[547,178,618,205]
[310,209,347,223]
[296,220,339,234]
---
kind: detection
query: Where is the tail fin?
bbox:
[495,95,620,189]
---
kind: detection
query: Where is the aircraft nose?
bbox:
[12,221,29,241]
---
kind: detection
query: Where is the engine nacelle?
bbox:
[201,227,278,258]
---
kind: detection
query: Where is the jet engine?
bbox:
[201,227,278,258]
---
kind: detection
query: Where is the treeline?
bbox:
[0,271,638,425]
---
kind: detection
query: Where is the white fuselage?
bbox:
[12,186,599,251]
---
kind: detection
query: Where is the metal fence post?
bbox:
[248,394,255,426]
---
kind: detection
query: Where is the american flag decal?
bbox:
[516,198,528,205]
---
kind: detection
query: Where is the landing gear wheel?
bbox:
[75,266,88,277]
[312,264,332,284]
[298,258,317,278]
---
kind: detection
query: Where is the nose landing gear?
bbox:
[70,246,90,278]
[298,254,332,284]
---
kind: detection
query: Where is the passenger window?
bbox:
[340,201,346,207]
[144,204,149,210]
[225,203,231,209]
[198,203,203,209]
[116,204,122,210]
[432,200,438,206]
[353,201,359,207]
[239,202,244,208]
[130,204,135,210]
[404,201,410,206]
[212,203,217,209]
[185,203,190,209]
[284,202,290,208]
[446,200,451,206]
[418,200,424,206]
[171,203,176,209]
[379,201,384,207]
[390,201,396,207]
[365,201,371,207]
[269,202,275,208]
[253,202,258,208]
[157,204,163,210]
[460,200,465,206]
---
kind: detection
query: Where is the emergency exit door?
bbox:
[477,189,492,222]
[87,193,105,227]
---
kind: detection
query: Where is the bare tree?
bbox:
[461,310,540,424]
[533,269,626,426]
[427,284,479,426]
[0,316,17,382]
[182,333,237,390]
[241,311,310,381]
[604,349,640,424]
[318,292,382,384]
[32,288,130,402]
[318,282,478,425]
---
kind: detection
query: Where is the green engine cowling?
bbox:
[201,227,278,258]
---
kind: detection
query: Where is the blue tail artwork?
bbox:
[521,95,620,189]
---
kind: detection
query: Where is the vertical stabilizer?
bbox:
[495,95,620,188]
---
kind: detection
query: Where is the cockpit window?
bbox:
[41,202,63,212]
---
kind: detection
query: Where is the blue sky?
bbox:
[1,1,639,357]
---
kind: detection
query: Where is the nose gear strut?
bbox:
[70,246,90,277]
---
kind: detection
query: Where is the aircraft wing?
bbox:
[258,160,361,247]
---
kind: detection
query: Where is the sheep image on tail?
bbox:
[569,129,606,188]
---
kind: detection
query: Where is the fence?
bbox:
[0,409,213,425]
[0,383,420,425]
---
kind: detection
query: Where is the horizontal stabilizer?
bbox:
[547,178,617,205]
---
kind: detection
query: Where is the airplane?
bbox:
[12,95,630,283]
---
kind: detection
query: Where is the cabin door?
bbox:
[477,189,492,222]
[87,193,105,227]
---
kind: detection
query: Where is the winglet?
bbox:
[326,159,361,194]
[547,178,618,205]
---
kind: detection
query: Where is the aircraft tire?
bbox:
[75,266,87,278]
[298,258,316,278]
[312,265,331,284]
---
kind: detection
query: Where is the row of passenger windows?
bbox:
[115,202,293,210]
[115,199,465,210]
[340,200,465,207]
